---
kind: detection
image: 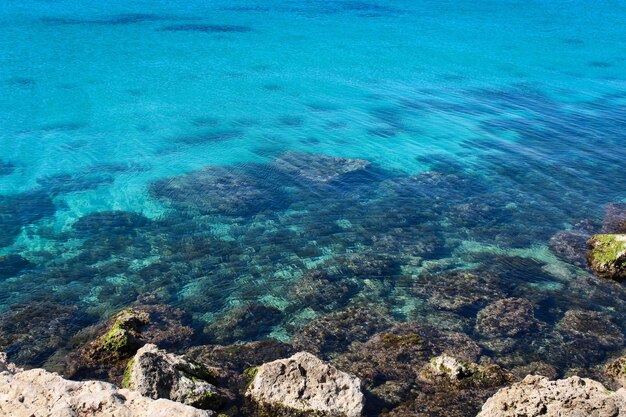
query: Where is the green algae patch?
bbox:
[121,357,135,389]
[193,390,226,410]
[243,366,259,388]
[588,234,626,280]
[87,308,151,362]
[380,333,423,348]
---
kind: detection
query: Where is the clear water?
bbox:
[1,0,625,373]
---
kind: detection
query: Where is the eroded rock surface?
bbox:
[0,352,212,417]
[125,344,224,410]
[246,351,365,417]
[477,375,626,417]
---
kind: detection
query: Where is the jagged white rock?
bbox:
[477,374,626,417]
[429,353,473,380]
[246,351,364,417]
[126,344,222,409]
[0,352,211,417]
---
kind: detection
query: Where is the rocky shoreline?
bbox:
[1,157,625,416]
[4,343,626,417]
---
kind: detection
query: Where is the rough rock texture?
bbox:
[332,323,485,413]
[606,355,626,388]
[125,344,223,410]
[246,352,364,417]
[0,352,212,417]
[588,234,626,280]
[58,304,194,383]
[477,375,626,417]
[428,354,474,380]
[422,354,510,387]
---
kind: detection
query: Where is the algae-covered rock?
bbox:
[587,234,626,280]
[246,351,364,417]
[292,305,395,356]
[477,375,626,417]
[475,298,541,338]
[126,344,225,410]
[556,309,624,350]
[89,308,150,362]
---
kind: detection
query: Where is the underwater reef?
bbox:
[1,148,626,415]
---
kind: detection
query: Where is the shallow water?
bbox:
[1,0,625,376]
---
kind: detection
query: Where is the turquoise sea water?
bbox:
[1,0,626,377]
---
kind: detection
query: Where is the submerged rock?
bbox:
[0,160,15,176]
[0,352,212,417]
[333,323,482,411]
[186,339,295,374]
[273,151,372,184]
[413,272,506,313]
[0,254,34,278]
[0,302,89,366]
[549,222,596,267]
[475,298,541,338]
[292,305,395,356]
[587,234,626,280]
[150,165,285,216]
[125,344,224,410]
[556,309,624,349]
[246,351,364,417]
[73,210,150,236]
[289,273,358,312]
[603,202,626,234]
[204,303,282,344]
[477,375,626,417]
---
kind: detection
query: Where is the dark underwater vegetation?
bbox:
[1,0,626,415]
[2,85,625,375]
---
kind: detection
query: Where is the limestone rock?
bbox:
[0,352,212,417]
[125,344,223,410]
[246,351,364,417]
[423,354,510,388]
[477,375,626,417]
[429,354,473,380]
[587,234,626,280]
[606,355,626,388]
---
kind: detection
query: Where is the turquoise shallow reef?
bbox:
[1,0,625,390]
